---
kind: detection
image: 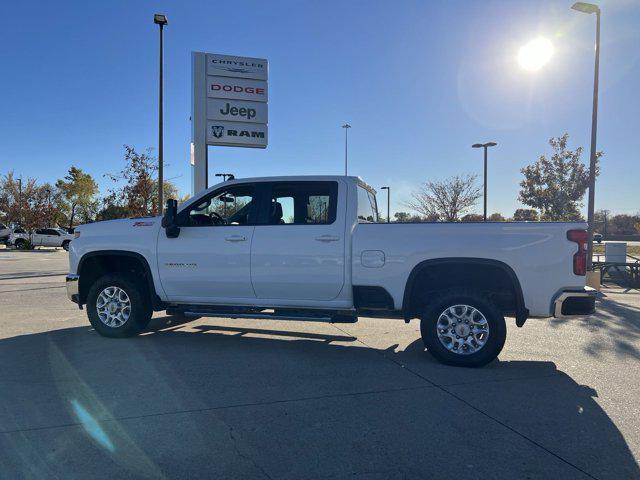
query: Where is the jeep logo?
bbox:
[219,102,256,120]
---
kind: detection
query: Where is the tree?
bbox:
[609,214,640,235]
[95,203,132,222]
[461,213,484,222]
[488,213,505,222]
[105,145,178,218]
[593,209,610,235]
[0,172,51,230]
[518,133,602,221]
[513,209,539,221]
[405,174,482,222]
[55,166,99,229]
[393,212,432,223]
[394,211,411,222]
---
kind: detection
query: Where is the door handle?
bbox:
[225,235,247,242]
[315,235,340,242]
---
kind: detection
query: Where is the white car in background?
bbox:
[9,228,74,250]
[0,223,11,244]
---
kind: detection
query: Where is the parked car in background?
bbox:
[593,233,603,243]
[0,223,11,244]
[8,228,75,250]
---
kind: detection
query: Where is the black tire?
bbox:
[14,238,28,249]
[62,240,70,251]
[420,289,506,367]
[86,273,152,338]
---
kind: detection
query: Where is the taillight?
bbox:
[567,229,587,275]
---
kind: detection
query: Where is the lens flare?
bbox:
[517,37,555,71]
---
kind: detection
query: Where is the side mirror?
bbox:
[162,199,180,238]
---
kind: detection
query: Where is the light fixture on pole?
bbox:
[380,187,390,223]
[342,124,351,176]
[215,173,235,182]
[471,142,497,222]
[571,1,601,270]
[154,13,168,215]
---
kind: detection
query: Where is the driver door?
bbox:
[156,183,258,303]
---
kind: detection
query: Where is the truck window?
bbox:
[183,184,256,226]
[357,186,379,223]
[268,182,337,225]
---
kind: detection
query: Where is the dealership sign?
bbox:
[191,52,269,193]
[193,52,268,149]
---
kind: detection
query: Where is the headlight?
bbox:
[74,231,81,239]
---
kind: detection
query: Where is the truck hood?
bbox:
[73,217,163,252]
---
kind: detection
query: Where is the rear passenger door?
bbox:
[250,181,345,301]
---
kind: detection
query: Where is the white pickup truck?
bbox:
[10,228,74,250]
[66,175,595,366]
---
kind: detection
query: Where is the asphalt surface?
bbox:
[1,248,639,480]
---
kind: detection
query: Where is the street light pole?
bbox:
[380,187,390,223]
[18,177,22,226]
[572,2,601,270]
[471,142,497,221]
[342,124,351,176]
[154,14,168,216]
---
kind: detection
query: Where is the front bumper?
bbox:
[553,287,597,317]
[66,274,80,304]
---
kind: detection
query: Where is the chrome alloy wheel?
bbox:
[436,304,490,355]
[96,286,131,328]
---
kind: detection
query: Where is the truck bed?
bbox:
[352,221,587,317]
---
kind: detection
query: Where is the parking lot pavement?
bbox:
[1,249,639,479]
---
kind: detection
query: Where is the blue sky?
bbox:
[1,0,638,217]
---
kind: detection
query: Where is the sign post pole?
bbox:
[191,51,268,196]
[191,52,209,194]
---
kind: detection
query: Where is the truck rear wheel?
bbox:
[86,273,152,338]
[420,289,506,367]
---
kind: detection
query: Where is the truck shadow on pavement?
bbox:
[0,318,638,479]
[551,291,640,361]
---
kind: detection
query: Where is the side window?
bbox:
[35,229,45,235]
[45,229,60,236]
[357,186,379,223]
[268,182,337,225]
[181,184,256,227]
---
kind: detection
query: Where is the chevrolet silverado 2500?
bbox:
[66,176,596,366]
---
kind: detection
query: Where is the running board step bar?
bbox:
[168,308,358,324]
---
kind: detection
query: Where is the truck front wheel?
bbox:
[420,290,506,367]
[86,273,152,338]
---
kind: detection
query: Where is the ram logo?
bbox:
[211,125,225,138]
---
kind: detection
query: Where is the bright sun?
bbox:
[517,37,555,71]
